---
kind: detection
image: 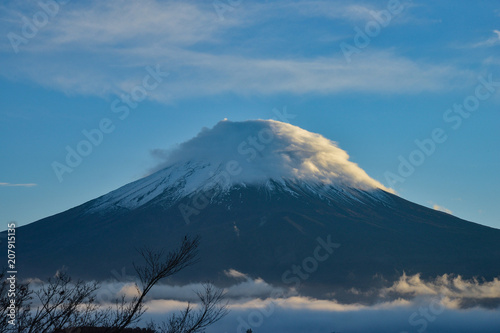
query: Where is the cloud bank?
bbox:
[87,271,500,333]
[26,270,500,332]
[381,273,500,309]
[92,271,500,310]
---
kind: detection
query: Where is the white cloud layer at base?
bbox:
[140,272,500,332]
[27,270,500,332]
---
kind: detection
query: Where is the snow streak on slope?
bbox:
[90,119,393,211]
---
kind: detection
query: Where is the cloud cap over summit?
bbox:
[153,119,392,192]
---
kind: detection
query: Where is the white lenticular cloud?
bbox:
[154,119,393,193]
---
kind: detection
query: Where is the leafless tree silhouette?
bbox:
[0,236,228,333]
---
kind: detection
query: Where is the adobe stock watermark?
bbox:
[51,65,168,182]
[213,0,243,21]
[7,0,71,54]
[236,235,340,333]
[340,0,411,63]
[384,74,500,188]
[178,107,296,225]
[401,296,445,333]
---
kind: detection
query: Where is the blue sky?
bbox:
[0,0,499,229]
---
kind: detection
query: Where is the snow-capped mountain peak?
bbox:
[90,119,392,211]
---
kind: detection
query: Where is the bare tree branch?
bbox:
[0,235,227,333]
[150,283,228,333]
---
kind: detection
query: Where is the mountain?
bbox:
[10,119,500,301]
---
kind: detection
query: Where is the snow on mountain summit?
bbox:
[156,119,390,190]
[90,119,393,211]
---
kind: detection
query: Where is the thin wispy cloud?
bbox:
[0,49,474,102]
[0,182,37,187]
[243,1,381,22]
[0,0,474,102]
[237,0,416,24]
[471,30,500,48]
[433,204,453,215]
